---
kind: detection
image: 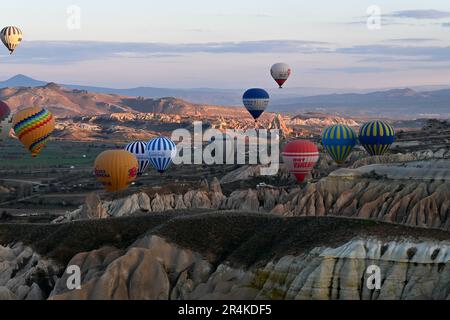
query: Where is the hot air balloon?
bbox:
[322,124,357,164]
[94,150,138,192]
[271,63,291,88]
[243,88,269,121]
[0,101,13,142]
[125,141,149,176]
[359,120,395,156]
[282,140,319,183]
[147,137,176,173]
[1,26,23,54]
[12,107,55,157]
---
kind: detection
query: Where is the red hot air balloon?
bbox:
[282,140,319,183]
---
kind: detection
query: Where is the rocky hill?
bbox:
[0,84,134,117]
[0,214,448,300]
[0,83,247,119]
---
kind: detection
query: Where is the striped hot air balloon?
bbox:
[243,88,270,121]
[282,140,319,183]
[147,137,177,173]
[322,124,358,164]
[271,63,291,88]
[1,26,23,54]
[12,107,55,157]
[94,150,138,192]
[125,141,149,175]
[359,120,395,156]
[0,101,13,142]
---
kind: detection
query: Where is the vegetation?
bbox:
[0,139,115,170]
[1,212,449,267]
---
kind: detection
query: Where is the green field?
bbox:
[0,139,119,169]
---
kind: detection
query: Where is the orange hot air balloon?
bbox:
[94,150,139,192]
[12,107,55,157]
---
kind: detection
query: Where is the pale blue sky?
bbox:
[0,1,450,89]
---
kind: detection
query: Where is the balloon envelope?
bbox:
[242,88,270,120]
[271,63,291,88]
[12,107,55,157]
[94,150,138,192]
[0,101,13,141]
[359,120,395,156]
[1,26,23,54]
[322,124,357,164]
[282,140,319,183]
[147,137,177,173]
[125,141,149,175]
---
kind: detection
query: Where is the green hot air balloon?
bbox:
[359,120,395,156]
[322,124,358,165]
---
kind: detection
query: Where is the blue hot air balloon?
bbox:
[242,88,270,121]
[322,124,358,164]
[359,120,395,156]
[125,141,149,176]
[147,137,177,173]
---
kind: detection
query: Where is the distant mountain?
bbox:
[271,88,450,118]
[0,83,245,118]
[0,83,133,117]
[0,74,47,88]
[0,75,241,105]
[1,75,449,118]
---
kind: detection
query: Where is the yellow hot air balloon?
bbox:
[1,26,23,54]
[12,107,55,157]
[94,150,139,192]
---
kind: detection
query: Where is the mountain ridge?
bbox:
[1,75,449,118]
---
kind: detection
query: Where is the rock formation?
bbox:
[55,160,450,232]
[0,243,62,300]
[49,236,450,300]
[2,212,449,300]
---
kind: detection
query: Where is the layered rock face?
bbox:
[49,236,449,300]
[274,161,450,231]
[0,243,62,300]
[54,178,226,223]
[57,160,450,232]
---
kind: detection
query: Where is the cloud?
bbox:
[214,13,274,18]
[388,10,450,19]
[313,67,389,73]
[336,45,450,62]
[383,38,440,43]
[344,9,450,28]
[3,40,331,64]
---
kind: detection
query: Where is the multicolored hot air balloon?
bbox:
[282,140,319,183]
[1,26,23,54]
[147,137,176,173]
[243,88,270,121]
[322,124,358,164]
[125,141,149,176]
[271,63,291,88]
[94,150,138,192]
[359,120,395,156]
[12,107,55,157]
[0,101,13,142]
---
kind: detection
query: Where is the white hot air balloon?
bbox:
[125,141,150,176]
[271,63,291,88]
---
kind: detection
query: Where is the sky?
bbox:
[0,0,450,89]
